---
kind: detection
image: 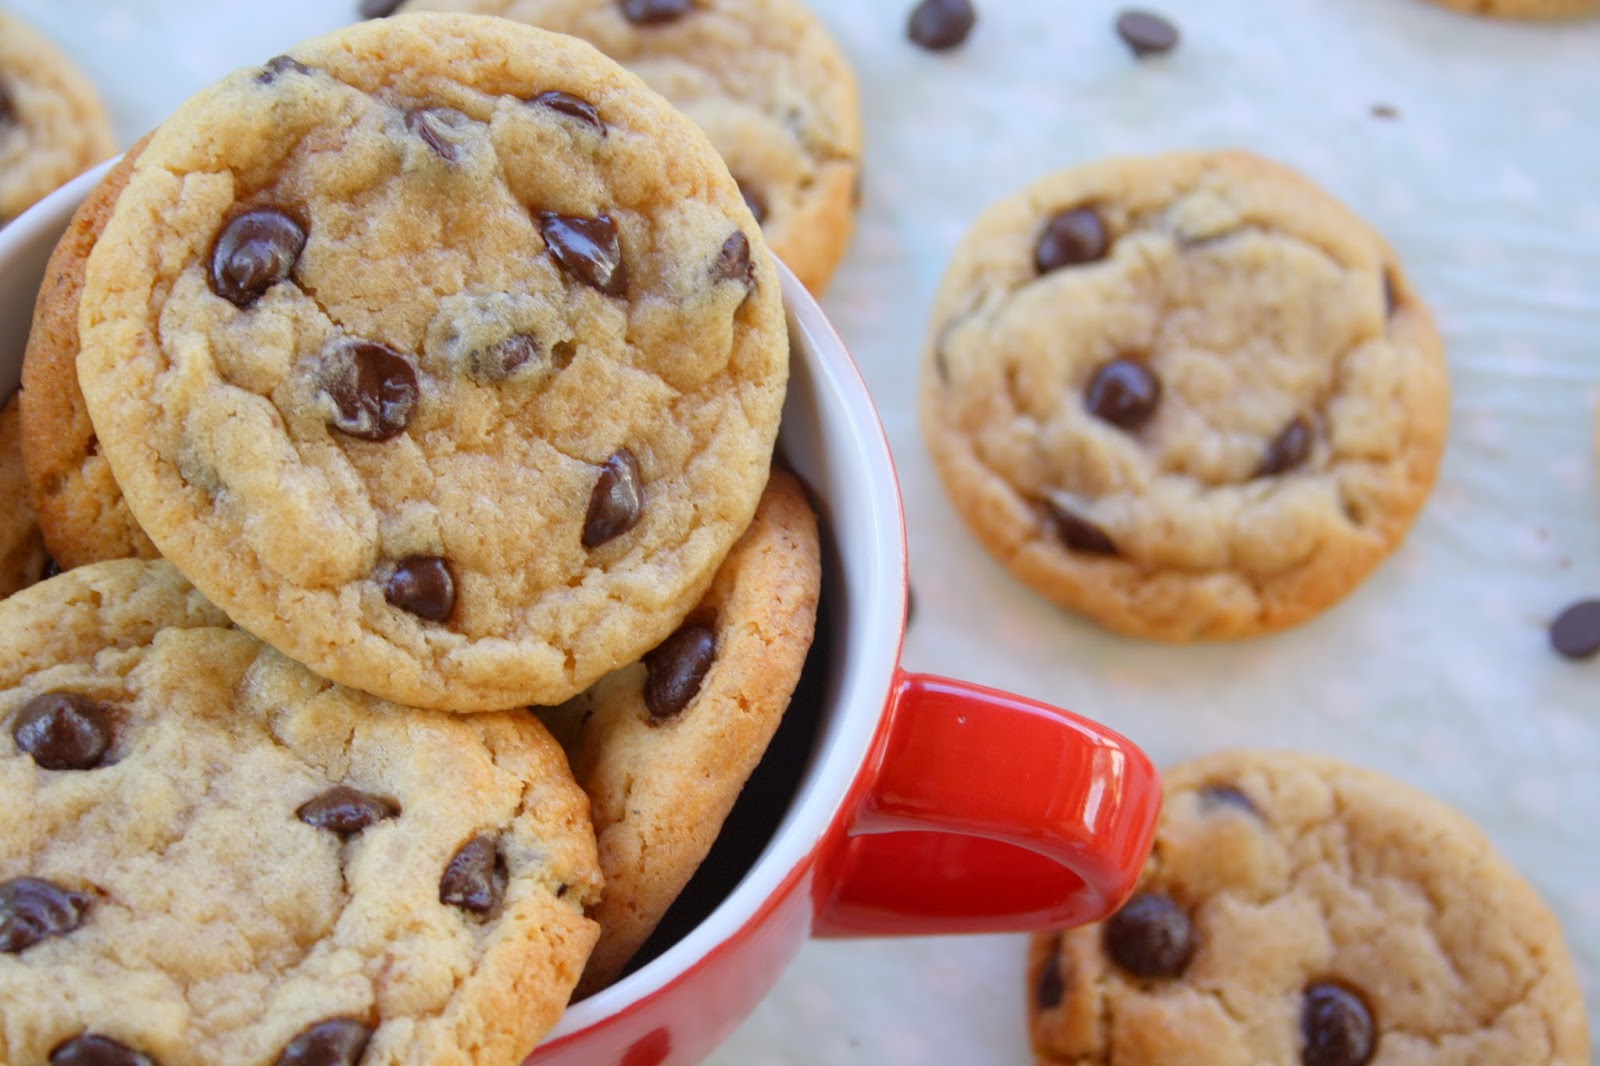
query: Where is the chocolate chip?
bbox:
[907,0,977,51]
[532,91,604,135]
[12,692,113,771]
[644,623,716,720]
[582,449,643,549]
[42,556,62,580]
[469,334,539,382]
[440,835,504,914]
[385,556,455,623]
[358,0,403,16]
[406,107,471,163]
[540,213,626,297]
[1103,892,1193,978]
[737,181,768,225]
[620,0,692,23]
[1115,10,1180,57]
[50,1034,155,1066]
[321,339,418,442]
[1301,981,1377,1066]
[258,55,313,84]
[297,787,400,836]
[1550,600,1600,660]
[711,231,755,292]
[1035,208,1110,273]
[1199,785,1257,814]
[1084,359,1160,430]
[1257,415,1314,477]
[1043,497,1117,556]
[1035,935,1066,1009]
[275,1018,373,1066]
[0,877,91,953]
[209,208,307,309]
[1382,271,1398,317]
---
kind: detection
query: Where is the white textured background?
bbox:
[7,0,1599,1061]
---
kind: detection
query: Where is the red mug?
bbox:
[0,164,1163,1066]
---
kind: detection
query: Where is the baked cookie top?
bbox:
[0,395,53,599]
[0,560,602,1066]
[0,11,116,224]
[397,0,862,295]
[1028,750,1590,1065]
[539,465,820,997]
[920,150,1449,641]
[75,13,788,712]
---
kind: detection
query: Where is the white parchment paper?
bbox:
[8,0,1598,1061]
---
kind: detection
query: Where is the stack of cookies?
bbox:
[1,12,821,1064]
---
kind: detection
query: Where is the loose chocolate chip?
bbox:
[540,213,626,297]
[1257,415,1314,477]
[737,181,768,225]
[209,208,307,309]
[406,107,470,163]
[50,1034,155,1066]
[620,0,693,23]
[385,556,455,623]
[358,0,403,16]
[1115,10,1180,57]
[276,1018,373,1066]
[322,339,418,442]
[469,333,540,382]
[907,0,977,51]
[1035,208,1110,273]
[532,91,604,135]
[1103,892,1193,978]
[440,835,504,914]
[1199,785,1257,814]
[1035,936,1066,1009]
[0,877,91,953]
[644,623,716,720]
[12,692,113,771]
[297,786,400,836]
[1043,497,1117,556]
[1301,981,1377,1066]
[258,55,313,84]
[711,231,755,291]
[1550,600,1600,660]
[582,449,643,548]
[1084,359,1161,430]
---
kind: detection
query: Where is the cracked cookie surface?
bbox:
[0,11,115,225]
[919,150,1448,640]
[0,559,602,1066]
[539,465,820,997]
[396,0,862,295]
[1027,750,1590,1066]
[75,13,788,711]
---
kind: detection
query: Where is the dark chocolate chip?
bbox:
[258,55,313,84]
[470,333,539,382]
[1382,271,1398,317]
[1043,497,1117,556]
[296,786,400,836]
[1115,10,1180,57]
[275,1018,373,1066]
[1035,935,1066,1009]
[358,0,403,17]
[582,449,643,549]
[1035,208,1110,273]
[42,556,62,580]
[620,0,693,23]
[12,692,113,771]
[711,231,755,292]
[50,1034,155,1066]
[907,0,977,51]
[0,876,91,953]
[1257,415,1314,477]
[540,213,626,297]
[321,339,418,442]
[532,91,604,135]
[406,107,470,163]
[644,623,716,720]
[209,208,307,309]
[1084,359,1161,430]
[736,181,768,225]
[1550,599,1600,660]
[1199,785,1257,814]
[1103,892,1193,978]
[385,556,455,623]
[1301,981,1377,1066]
[440,835,504,914]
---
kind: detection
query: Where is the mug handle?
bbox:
[812,671,1161,937]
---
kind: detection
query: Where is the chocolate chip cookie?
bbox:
[920,150,1449,641]
[1027,750,1590,1065]
[75,13,789,712]
[21,136,161,570]
[396,0,863,295]
[0,394,53,597]
[538,466,820,996]
[1423,0,1600,17]
[0,559,603,1065]
[0,11,116,225]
